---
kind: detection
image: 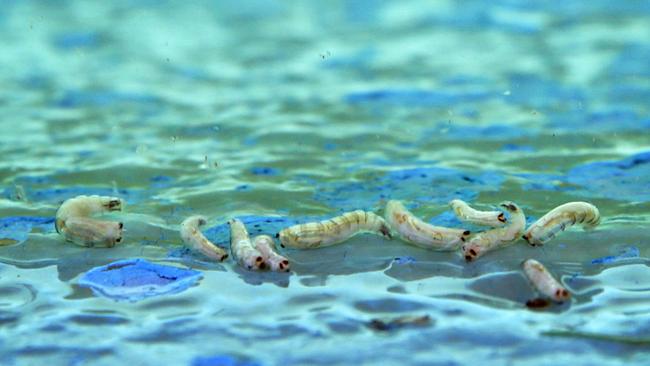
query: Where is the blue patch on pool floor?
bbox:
[344,89,492,107]
[313,167,503,211]
[591,246,640,265]
[0,217,55,245]
[567,151,650,202]
[78,259,202,302]
[191,355,261,366]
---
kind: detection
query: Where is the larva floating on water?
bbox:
[523,202,600,246]
[229,218,266,270]
[522,258,571,303]
[180,215,228,262]
[384,200,470,251]
[277,210,392,249]
[55,195,124,247]
[253,235,290,272]
[461,201,526,262]
[449,199,506,227]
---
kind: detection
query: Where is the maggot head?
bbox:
[554,288,571,302]
[462,243,481,262]
[499,201,518,213]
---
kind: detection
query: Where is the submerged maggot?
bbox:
[55,195,124,247]
[253,235,290,272]
[277,210,391,249]
[384,200,470,251]
[523,202,601,246]
[461,201,526,262]
[522,258,571,303]
[229,218,266,270]
[449,199,506,227]
[180,215,228,261]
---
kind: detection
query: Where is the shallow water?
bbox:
[1,1,650,365]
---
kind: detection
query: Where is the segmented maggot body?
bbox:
[180,216,228,262]
[253,235,290,272]
[385,200,470,251]
[229,219,265,270]
[523,202,600,246]
[522,259,571,302]
[61,217,123,247]
[55,195,124,247]
[278,210,391,249]
[449,199,506,227]
[461,201,525,262]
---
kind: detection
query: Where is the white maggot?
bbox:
[461,201,526,262]
[229,219,265,270]
[180,215,228,262]
[384,200,470,251]
[523,202,601,246]
[253,235,290,272]
[278,210,391,249]
[522,258,571,302]
[55,195,123,247]
[449,199,506,227]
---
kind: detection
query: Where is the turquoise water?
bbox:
[1,1,650,365]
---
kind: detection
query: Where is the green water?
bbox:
[0,1,649,365]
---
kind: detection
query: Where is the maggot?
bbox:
[461,201,526,262]
[449,199,506,227]
[229,218,265,270]
[180,215,228,261]
[55,195,124,247]
[523,202,600,246]
[384,200,470,251]
[253,235,290,272]
[522,258,571,303]
[277,210,391,249]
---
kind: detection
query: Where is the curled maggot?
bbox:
[229,218,266,270]
[385,200,469,251]
[180,215,228,261]
[278,210,391,249]
[55,195,124,247]
[523,202,601,246]
[253,235,290,272]
[449,199,506,227]
[461,201,526,262]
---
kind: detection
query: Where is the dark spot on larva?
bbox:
[526,298,550,309]
[498,213,506,222]
[460,237,465,242]
[116,237,122,243]
[464,255,473,262]
[258,262,266,270]
[469,248,477,256]
[275,233,280,238]
[463,230,470,236]
[118,222,123,229]
[221,254,229,261]
[282,260,289,265]
[255,256,263,263]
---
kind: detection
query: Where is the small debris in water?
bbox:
[367,314,432,332]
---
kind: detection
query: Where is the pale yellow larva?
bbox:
[278,210,391,249]
[461,201,526,262]
[229,218,265,270]
[523,202,600,246]
[522,259,571,302]
[449,199,506,227]
[385,200,470,251]
[253,235,290,272]
[180,215,228,262]
[55,195,124,247]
